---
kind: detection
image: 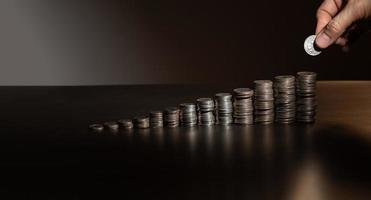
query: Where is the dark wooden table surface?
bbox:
[1,81,371,199]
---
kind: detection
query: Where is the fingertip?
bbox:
[315,32,332,49]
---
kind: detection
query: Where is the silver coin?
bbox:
[215,93,232,99]
[304,35,321,56]
[274,75,295,83]
[254,80,273,86]
[233,88,254,97]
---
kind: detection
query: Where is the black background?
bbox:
[0,0,370,85]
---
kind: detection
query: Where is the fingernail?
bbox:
[316,32,331,49]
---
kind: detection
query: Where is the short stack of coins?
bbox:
[233,88,254,125]
[164,107,180,127]
[180,103,198,127]
[254,80,274,124]
[134,116,150,129]
[103,121,119,131]
[274,75,296,124]
[215,93,233,125]
[296,72,317,123]
[118,119,134,129]
[197,98,215,126]
[149,111,163,128]
[89,124,104,132]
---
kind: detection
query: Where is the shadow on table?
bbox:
[310,124,371,200]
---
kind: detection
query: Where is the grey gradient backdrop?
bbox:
[0,0,370,85]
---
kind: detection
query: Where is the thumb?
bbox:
[315,4,360,49]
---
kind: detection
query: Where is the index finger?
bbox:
[316,0,344,34]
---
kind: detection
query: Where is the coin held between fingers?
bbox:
[304,35,322,56]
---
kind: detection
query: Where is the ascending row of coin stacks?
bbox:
[296,72,317,123]
[215,93,233,125]
[180,103,198,126]
[233,88,254,125]
[89,72,318,132]
[274,75,296,124]
[197,98,215,125]
[254,80,274,124]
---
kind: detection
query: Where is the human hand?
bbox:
[315,0,371,49]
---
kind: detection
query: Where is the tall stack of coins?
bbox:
[274,75,296,124]
[149,111,163,128]
[296,72,317,123]
[254,80,274,124]
[197,98,215,126]
[134,116,150,129]
[233,88,254,125]
[164,107,180,127]
[180,103,197,127]
[215,93,233,125]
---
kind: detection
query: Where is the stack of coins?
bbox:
[117,119,134,129]
[103,121,120,131]
[296,72,317,123]
[254,80,274,124]
[164,107,180,127]
[89,124,104,132]
[197,98,215,126]
[215,93,233,125]
[274,75,296,123]
[149,111,163,128]
[233,88,254,125]
[134,116,150,129]
[180,103,198,127]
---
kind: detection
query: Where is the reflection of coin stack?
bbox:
[180,103,197,127]
[233,88,254,125]
[254,80,274,124]
[197,98,215,126]
[274,75,296,124]
[164,107,180,127]
[149,111,163,128]
[134,116,150,129]
[215,93,233,125]
[296,72,317,123]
